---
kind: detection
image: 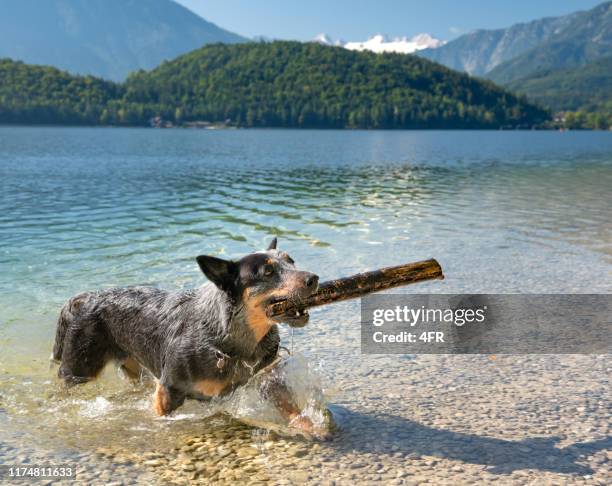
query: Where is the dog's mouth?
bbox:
[267,295,310,328]
[276,307,310,328]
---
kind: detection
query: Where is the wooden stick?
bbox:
[266,258,444,317]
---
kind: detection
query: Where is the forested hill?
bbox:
[0,42,549,129]
[0,59,119,125]
[504,56,612,113]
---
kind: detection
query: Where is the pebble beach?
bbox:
[2,353,609,485]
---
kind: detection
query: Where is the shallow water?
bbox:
[1,128,611,483]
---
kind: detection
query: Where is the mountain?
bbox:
[0,42,549,128]
[487,2,612,84]
[313,34,344,47]
[504,56,612,113]
[417,11,581,76]
[315,33,445,54]
[415,1,611,121]
[0,0,246,81]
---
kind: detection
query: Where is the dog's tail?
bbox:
[52,292,91,363]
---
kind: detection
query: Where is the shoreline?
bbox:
[0,123,609,131]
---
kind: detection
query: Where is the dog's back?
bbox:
[53,287,183,384]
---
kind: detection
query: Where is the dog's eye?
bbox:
[263,264,275,276]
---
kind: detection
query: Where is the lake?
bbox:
[1,127,610,483]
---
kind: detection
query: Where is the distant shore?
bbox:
[0,123,609,131]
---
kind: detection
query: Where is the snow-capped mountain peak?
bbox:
[313,33,446,54]
[411,33,445,49]
[313,33,344,46]
[313,33,332,44]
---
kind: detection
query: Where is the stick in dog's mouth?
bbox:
[267,296,310,327]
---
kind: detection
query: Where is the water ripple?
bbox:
[1,127,611,327]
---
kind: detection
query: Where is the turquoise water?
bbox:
[0,127,611,469]
[1,127,611,354]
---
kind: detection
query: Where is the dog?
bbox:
[52,237,320,433]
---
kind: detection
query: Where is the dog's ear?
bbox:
[196,255,237,291]
[267,237,278,251]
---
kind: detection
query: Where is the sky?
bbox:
[175,0,604,41]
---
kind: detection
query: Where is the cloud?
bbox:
[449,26,463,35]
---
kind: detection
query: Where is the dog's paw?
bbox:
[289,414,332,440]
[153,383,171,416]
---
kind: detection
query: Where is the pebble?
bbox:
[289,447,309,458]
[143,459,163,467]
[236,447,259,458]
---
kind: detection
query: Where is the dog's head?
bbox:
[196,238,319,332]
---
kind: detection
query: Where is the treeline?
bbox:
[552,110,612,130]
[505,55,612,131]
[1,42,550,128]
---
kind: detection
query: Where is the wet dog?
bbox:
[52,238,319,432]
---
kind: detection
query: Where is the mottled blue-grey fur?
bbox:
[52,239,318,418]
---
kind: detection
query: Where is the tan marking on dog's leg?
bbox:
[121,357,143,380]
[193,379,228,397]
[153,382,171,416]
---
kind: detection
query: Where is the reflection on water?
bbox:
[0,128,611,477]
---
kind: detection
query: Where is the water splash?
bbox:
[202,353,333,439]
[79,396,113,418]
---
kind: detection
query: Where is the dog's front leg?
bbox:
[153,382,185,416]
[260,375,301,420]
[259,372,326,438]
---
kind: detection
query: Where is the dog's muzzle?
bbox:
[270,272,319,327]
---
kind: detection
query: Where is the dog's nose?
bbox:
[305,274,319,289]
